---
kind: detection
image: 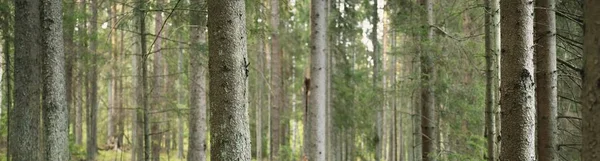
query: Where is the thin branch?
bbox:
[146,0,182,57]
[557,58,582,74]
[559,95,581,104]
[557,115,582,121]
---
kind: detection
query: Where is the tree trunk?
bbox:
[269,0,283,158]
[207,0,251,159]
[499,0,536,160]
[133,0,149,159]
[420,0,436,160]
[75,0,86,146]
[256,36,264,161]
[41,0,69,159]
[139,0,150,159]
[534,0,557,160]
[152,0,165,159]
[581,1,600,160]
[188,0,207,159]
[177,34,185,160]
[11,0,41,159]
[87,0,99,159]
[484,0,499,160]
[372,0,382,160]
[132,25,144,160]
[308,0,327,160]
[64,0,76,143]
[390,32,400,161]
[107,1,118,149]
[1,7,11,161]
[116,4,125,150]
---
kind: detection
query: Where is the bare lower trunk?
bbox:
[256,37,264,161]
[269,0,283,158]
[176,34,185,159]
[177,35,185,159]
[484,0,499,160]
[308,0,327,160]
[41,0,69,159]
[151,1,164,159]
[534,0,557,160]
[499,0,536,160]
[421,0,436,160]
[187,0,207,159]
[207,0,251,159]
[133,0,148,159]
[1,17,10,161]
[581,1,600,161]
[11,0,41,159]
[87,0,99,159]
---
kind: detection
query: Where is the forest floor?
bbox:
[96,150,185,161]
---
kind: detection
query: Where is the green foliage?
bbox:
[69,135,86,160]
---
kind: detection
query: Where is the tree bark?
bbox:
[207,0,251,159]
[133,0,149,159]
[151,0,165,159]
[308,0,327,160]
[420,0,436,160]
[188,0,207,159]
[11,0,41,159]
[75,0,86,146]
[177,34,185,160]
[256,36,264,161]
[64,0,76,143]
[581,1,600,160]
[140,0,150,159]
[41,0,69,159]
[132,0,145,159]
[372,0,382,160]
[269,0,283,158]
[1,6,11,160]
[484,0,500,160]
[499,0,536,160]
[107,1,118,149]
[116,4,125,150]
[86,0,99,159]
[534,0,557,160]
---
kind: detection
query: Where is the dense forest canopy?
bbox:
[0,0,597,161]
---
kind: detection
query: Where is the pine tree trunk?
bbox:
[581,1,600,160]
[133,0,148,159]
[116,4,125,150]
[41,0,69,159]
[151,1,164,159]
[534,0,557,160]
[256,37,264,161]
[499,0,535,160]
[75,0,86,146]
[11,0,41,159]
[308,0,327,160]
[139,0,150,159]
[207,0,251,159]
[107,1,118,148]
[420,0,436,160]
[176,34,185,159]
[484,0,499,160]
[188,0,207,159]
[76,62,83,144]
[372,0,382,159]
[132,28,144,160]
[87,0,99,159]
[1,8,11,160]
[64,0,76,142]
[269,0,283,158]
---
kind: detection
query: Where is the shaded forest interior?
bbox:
[0,0,598,160]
